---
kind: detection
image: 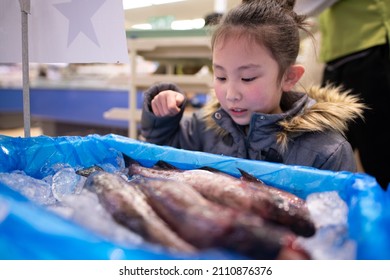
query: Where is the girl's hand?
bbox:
[151,90,185,117]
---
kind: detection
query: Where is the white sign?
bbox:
[0,0,129,63]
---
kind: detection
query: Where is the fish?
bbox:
[130,175,235,249]
[127,160,316,237]
[131,175,309,260]
[238,168,316,237]
[82,170,197,254]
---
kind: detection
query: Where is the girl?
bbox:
[140,0,365,172]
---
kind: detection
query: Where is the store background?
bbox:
[0,0,387,261]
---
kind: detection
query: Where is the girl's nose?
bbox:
[226,86,241,102]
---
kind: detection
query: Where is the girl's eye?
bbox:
[216,77,226,81]
[242,77,256,82]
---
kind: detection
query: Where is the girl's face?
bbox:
[212,35,286,126]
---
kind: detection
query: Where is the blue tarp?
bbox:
[0,134,389,260]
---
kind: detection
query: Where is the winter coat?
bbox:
[140,83,365,172]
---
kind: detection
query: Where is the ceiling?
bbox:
[123,0,241,29]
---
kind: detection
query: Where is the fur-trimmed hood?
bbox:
[202,85,366,150]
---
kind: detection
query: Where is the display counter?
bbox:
[0,86,142,136]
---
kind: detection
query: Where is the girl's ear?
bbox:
[282,64,305,91]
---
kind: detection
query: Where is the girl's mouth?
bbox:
[229,108,248,117]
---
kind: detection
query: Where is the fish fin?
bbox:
[198,166,222,173]
[154,160,179,170]
[123,153,140,168]
[76,165,104,177]
[238,168,264,184]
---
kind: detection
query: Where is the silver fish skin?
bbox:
[128,162,316,237]
[131,176,305,260]
[84,171,197,254]
[130,175,235,249]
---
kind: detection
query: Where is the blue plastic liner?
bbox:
[0,134,388,260]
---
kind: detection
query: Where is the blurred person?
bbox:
[296,0,390,190]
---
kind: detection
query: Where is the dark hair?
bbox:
[204,12,223,26]
[211,0,310,82]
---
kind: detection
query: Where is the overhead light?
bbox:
[131,23,153,30]
[171,18,205,30]
[132,18,205,30]
[122,0,186,10]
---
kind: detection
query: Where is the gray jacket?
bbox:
[141,83,365,172]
